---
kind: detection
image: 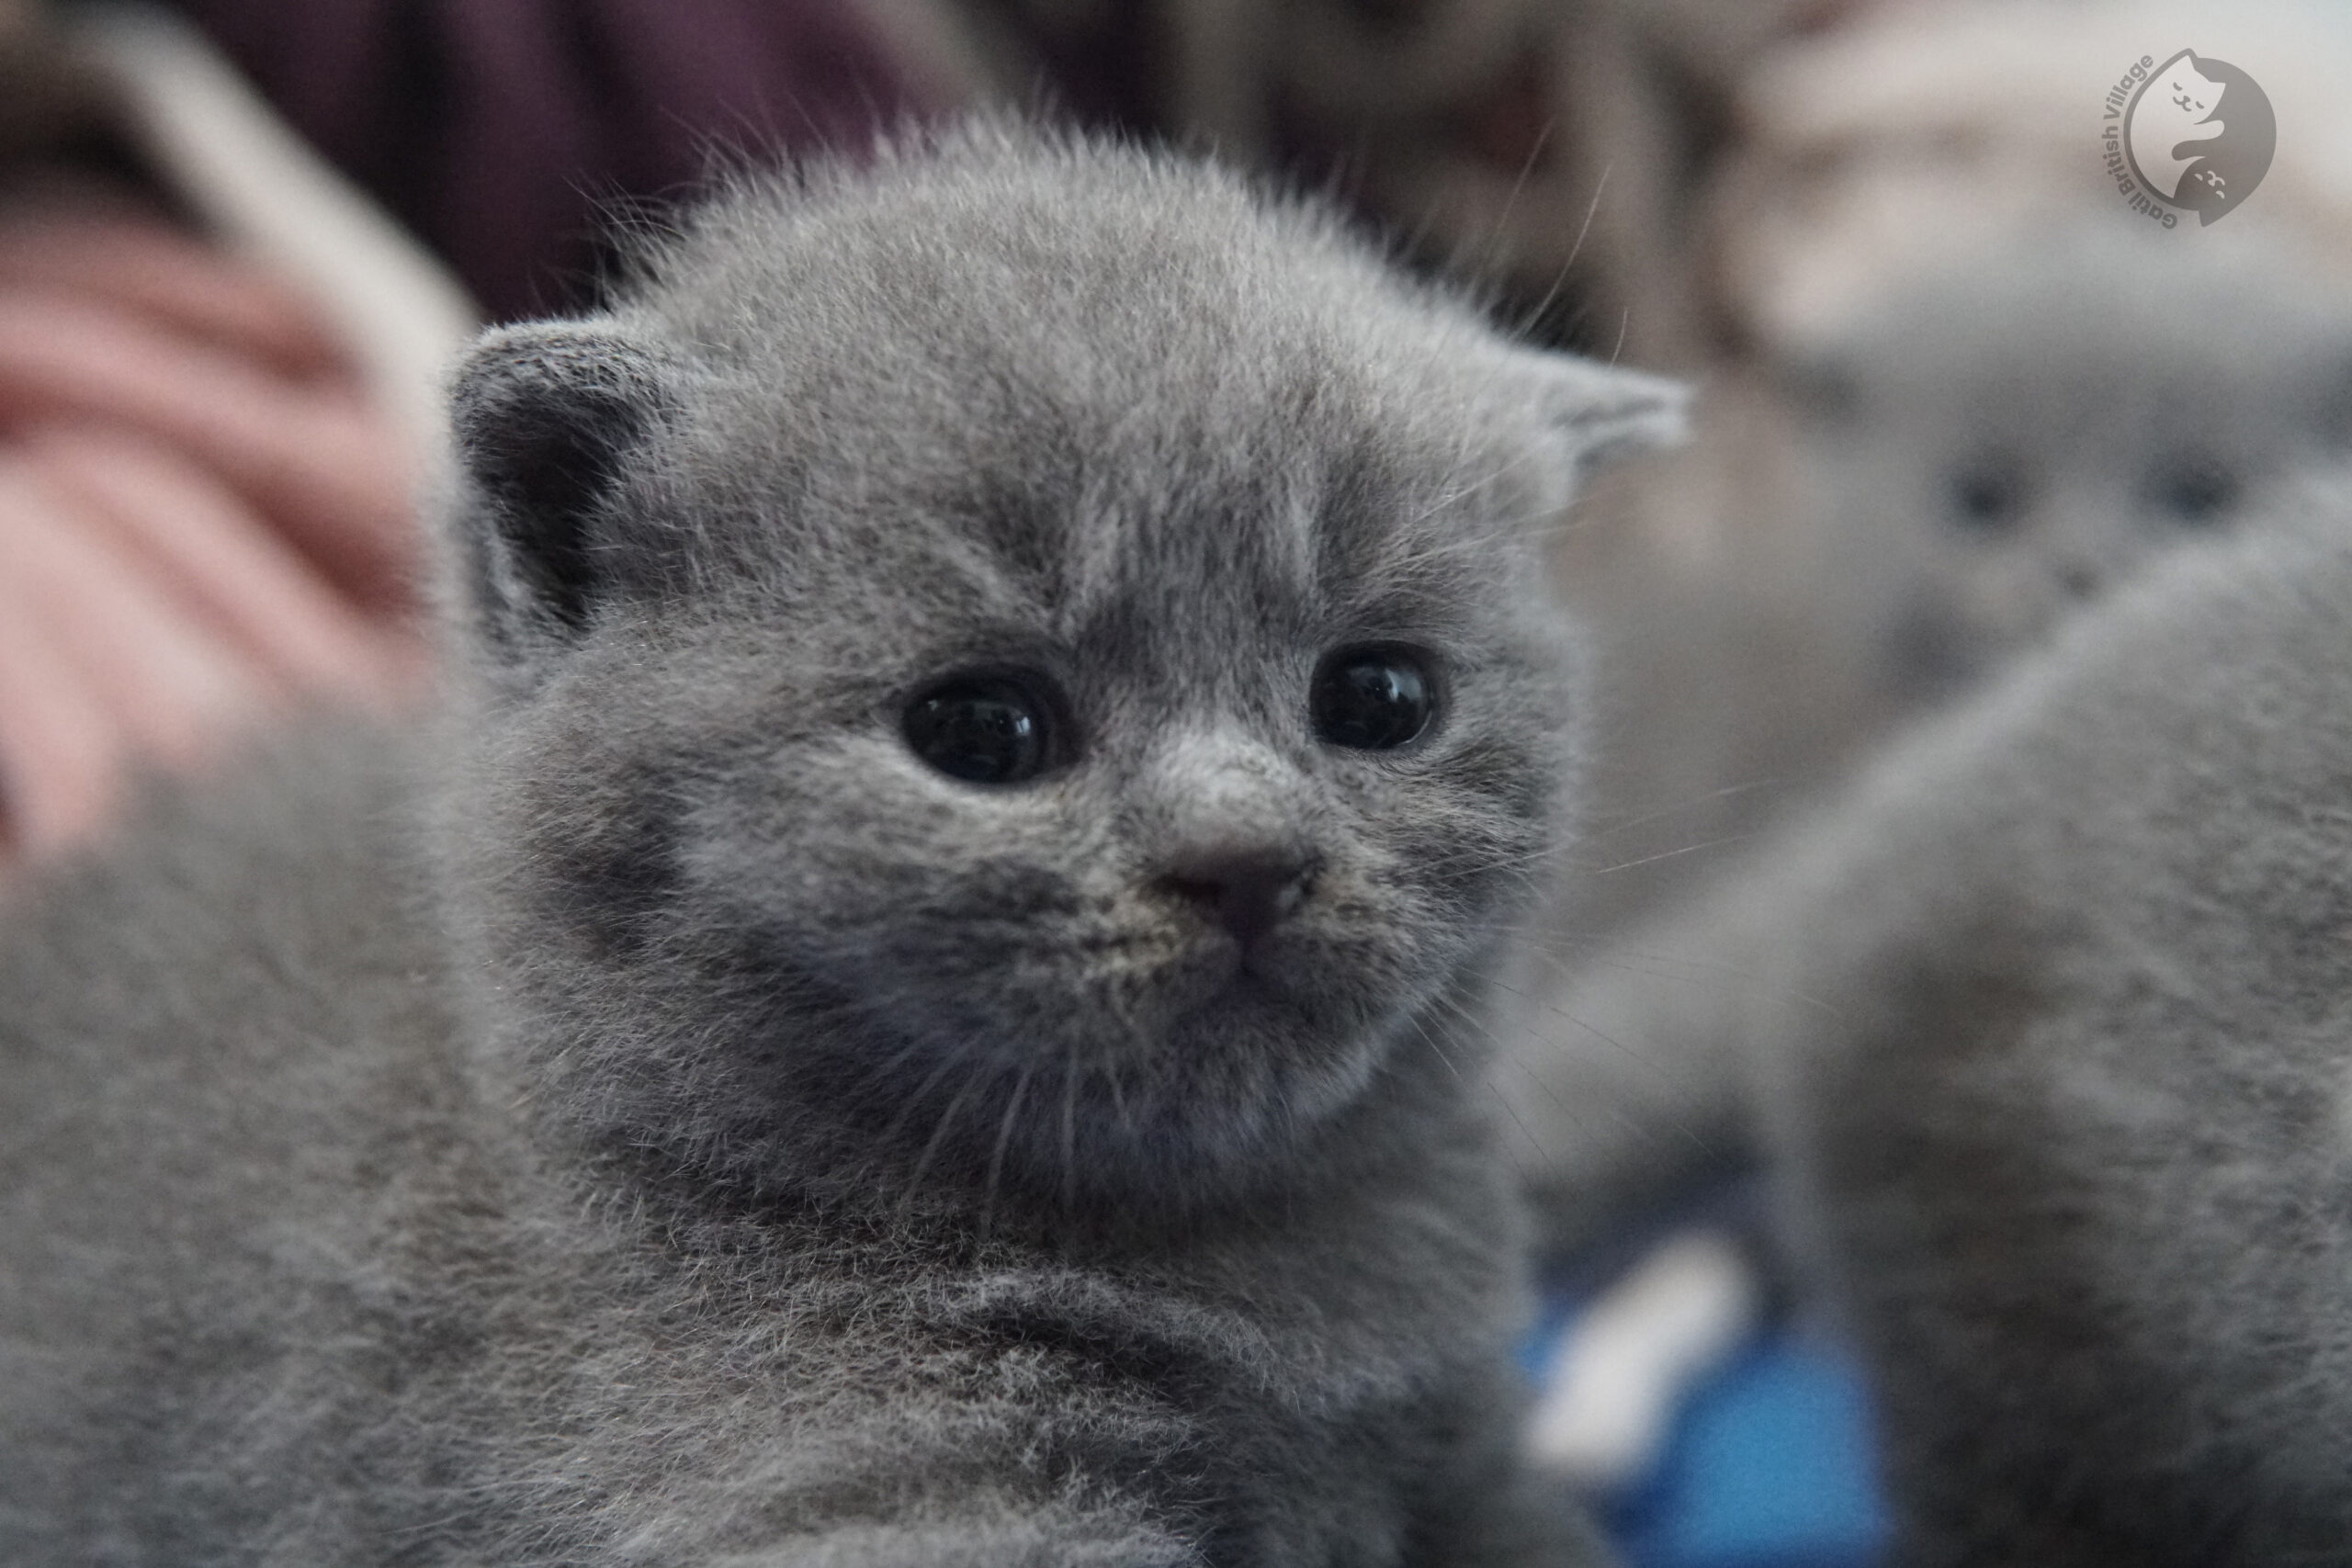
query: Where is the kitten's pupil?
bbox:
[2148,458,2239,525]
[905,675,1053,784]
[1949,464,2024,531]
[1312,647,1435,750]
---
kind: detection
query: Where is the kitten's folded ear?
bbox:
[448,321,680,651]
[1516,352,1690,491]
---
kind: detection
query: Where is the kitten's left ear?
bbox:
[1515,352,1690,491]
[448,320,683,653]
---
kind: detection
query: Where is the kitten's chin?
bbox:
[828,923,1436,1203]
[1159,965,1313,1055]
[1155,932,1280,1016]
[1151,948,1401,1122]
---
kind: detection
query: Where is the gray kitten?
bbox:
[1509,231,2352,1246]
[1513,480,2352,1562]
[1791,224,2352,712]
[0,125,1680,1564]
[1555,227,2352,948]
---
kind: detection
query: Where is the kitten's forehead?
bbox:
[756,355,1509,679]
[637,140,1538,654]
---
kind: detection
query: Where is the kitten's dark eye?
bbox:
[1948,463,2025,531]
[904,674,1057,784]
[2146,458,2239,525]
[1311,645,1436,751]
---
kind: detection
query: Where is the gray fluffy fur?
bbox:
[0,125,1680,1564]
[1509,479,2352,1561]
[1506,230,2352,1251]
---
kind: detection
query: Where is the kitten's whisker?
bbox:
[1421,989,1552,1158]
[1487,987,1644,1069]
[1405,839,1575,881]
[1514,159,1611,342]
[1491,940,1848,1021]
[900,1074,983,1218]
[1390,411,1598,537]
[1058,1044,1081,1214]
[1576,833,1760,876]
[1469,1006,1650,1150]
[1105,1063,1133,1144]
[1485,117,1554,279]
[979,1066,1035,1239]
[1574,778,1787,842]
[875,1043,971,1156]
[852,1036,933,1102]
[1396,446,1559,532]
[1405,1010,1466,1085]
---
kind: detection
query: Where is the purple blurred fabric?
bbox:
[167,0,959,320]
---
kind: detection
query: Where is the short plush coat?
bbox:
[0,126,1678,1564]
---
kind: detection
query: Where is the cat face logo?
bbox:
[2120,50,2275,226]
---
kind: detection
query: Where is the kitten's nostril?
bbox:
[2060,564,2100,600]
[1158,850,1315,947]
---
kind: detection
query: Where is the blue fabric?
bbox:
[1529,1172,1891,1568]
[1601,1334,1890,1568]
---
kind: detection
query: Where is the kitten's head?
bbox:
[439,126,1681,1212]
[1792,227,2352,700]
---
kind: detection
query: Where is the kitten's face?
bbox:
[447,134,1679,1207]
[1876,407,2250,691]
[615,389,1576,1203]
[1801,253,2352,699]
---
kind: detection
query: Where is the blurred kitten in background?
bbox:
[1557,220,2352,948]
[1528,222,2352,1229]
[1788,222,2352,714]
[1509,223,2352,1502]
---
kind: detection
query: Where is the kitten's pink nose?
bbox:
[1158,847,1316,948]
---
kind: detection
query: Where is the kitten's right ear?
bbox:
[448,321,677,649]
[1522,355,1690,485]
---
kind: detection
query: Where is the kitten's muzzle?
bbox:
[1155,847,1317,950]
